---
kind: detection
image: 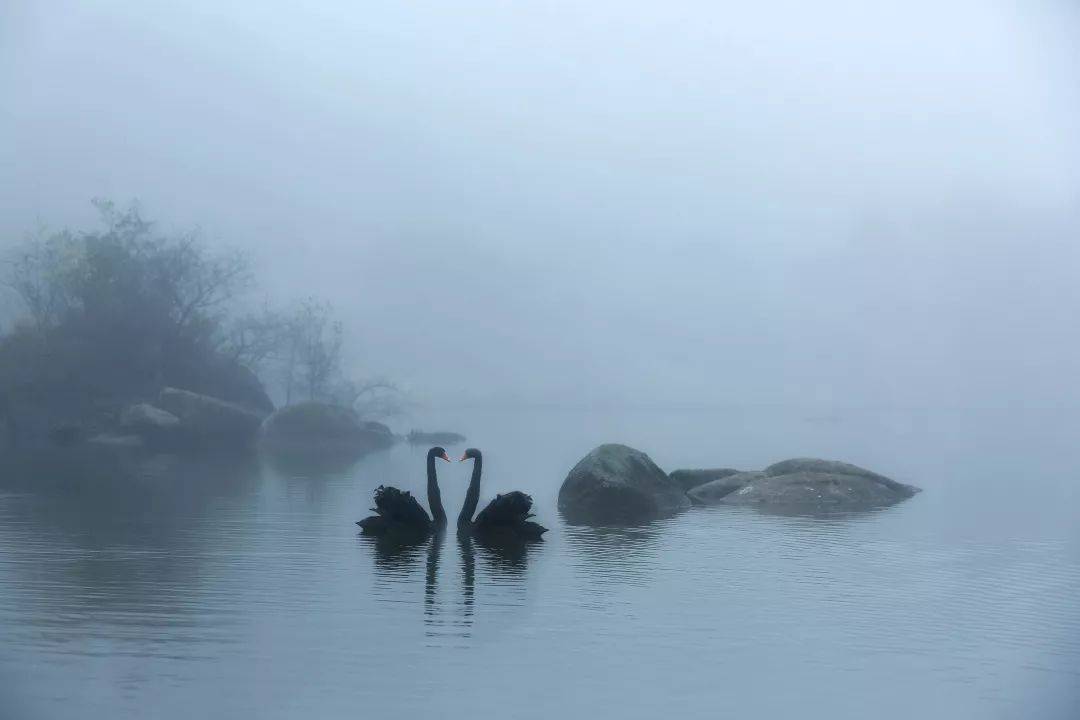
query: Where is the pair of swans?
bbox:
[357,447,547,541]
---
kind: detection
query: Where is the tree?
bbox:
[1,199,254,404]
[332,377,410,419]
[273,300,409,415]
[280,298,343,404]
[1,200,403,440]
[2,225,79,331]
[221,303,290,370]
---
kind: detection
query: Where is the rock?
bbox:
[87,433,146,449]
[767,458,879,481]
[156,387,265,450]
[261,403,396,460]
[407,430,466,445]
[762,457,916,496]
[688,471,765,505]
[358,420,395,439]
[121,403,181,431]
[118,403,184,449]
[222,362,275,416]
[668,468,742,493]
[166,356,275,417]
[721,458,920,512]
[558,443,690,524]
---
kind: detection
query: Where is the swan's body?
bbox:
[457,448,547,541]
[357,447,449,536]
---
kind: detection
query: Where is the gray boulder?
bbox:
[722,458,920,511]
[121,403,181,431]
[119,402,183,449]
[558,444,690,524]
[261,402,397,459]
[157,387,265,450]
[688,471,765,505]
[669,468,742,493]
[766,458,888,483]
[221,362,275,416]
[763,457,918,496]
[166,356,275,417]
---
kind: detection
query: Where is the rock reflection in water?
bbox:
[563,521,664,601]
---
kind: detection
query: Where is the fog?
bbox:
[3,0,1079,411]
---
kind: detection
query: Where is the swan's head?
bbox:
[428,446,451,462]
[459,447,481,462]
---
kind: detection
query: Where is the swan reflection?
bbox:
[364,529,537,642]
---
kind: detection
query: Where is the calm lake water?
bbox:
[1,407,1078,719]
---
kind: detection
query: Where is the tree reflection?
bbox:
[0,449,264,649]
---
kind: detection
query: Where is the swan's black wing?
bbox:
[373,485,432,524]
[474,490,537,529]
[357,485,435,538]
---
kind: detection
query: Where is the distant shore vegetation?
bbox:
[0,199,404,448]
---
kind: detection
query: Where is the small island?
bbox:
[406,430,466,446]
[0,200,404,461]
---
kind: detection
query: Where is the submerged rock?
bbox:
[261,402,396,462]
[668,468,742,493]
[721,458,920,512]
[558,443,690,524]
[764,458,898,487]
[687,471,765,505]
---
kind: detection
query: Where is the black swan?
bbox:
[457,448,547,540]
[357,446,449,536]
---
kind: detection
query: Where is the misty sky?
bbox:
[2,1,1079,410]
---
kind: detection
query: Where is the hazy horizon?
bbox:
[3,0,1079,412]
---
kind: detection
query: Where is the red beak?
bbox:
[459,453,467,462]
[440,452,451,462]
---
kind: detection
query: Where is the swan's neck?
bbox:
[458,455,482,528]
[427,456,446,525]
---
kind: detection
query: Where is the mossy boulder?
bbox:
[558,444,689,525]
[668,468,742,493]
[687,471,765,505]
[260,402,396,460]
[721,458,920,512]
